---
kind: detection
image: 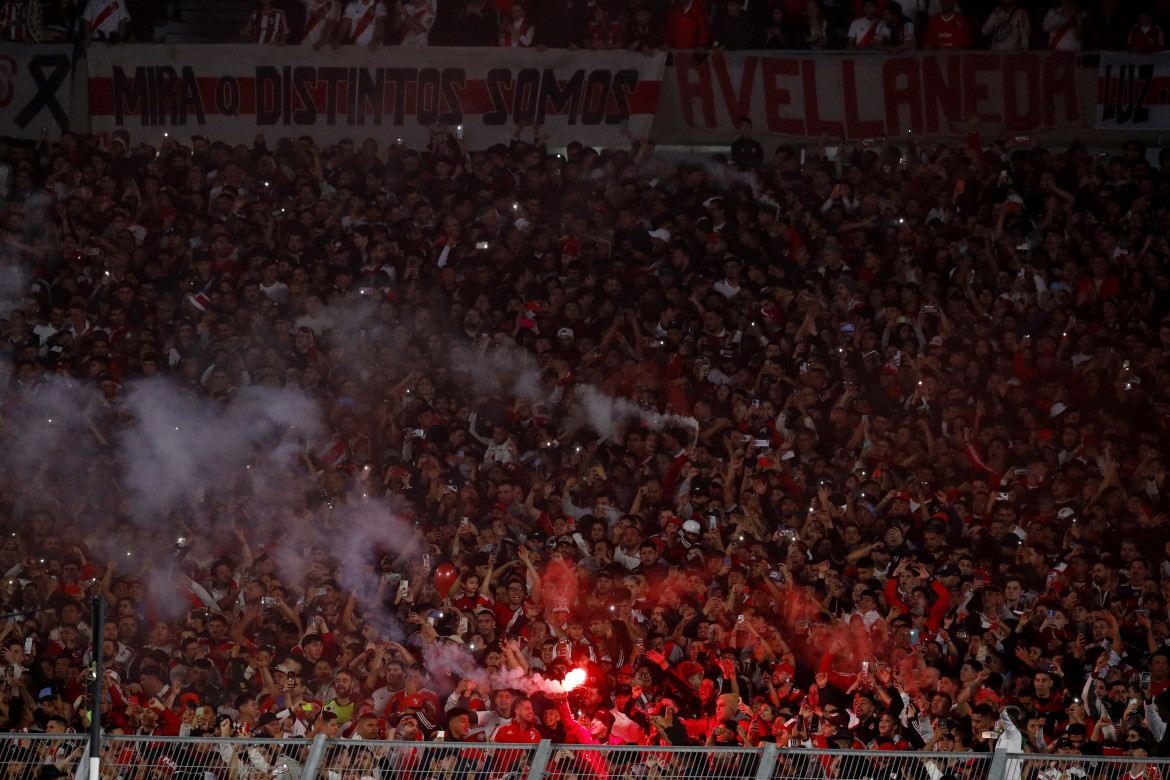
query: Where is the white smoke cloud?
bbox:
[573,386,699,443]
[116,380,325,523]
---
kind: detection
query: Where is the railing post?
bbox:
[752,742,779,780]
[526,740,554,780]
[299,734,329,780]
[987,749,1010,780]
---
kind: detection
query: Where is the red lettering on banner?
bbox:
[1002,53,1040,131]
[674,52,716,128]
[1043,52,1079,127]
[801,58,843,137]
[760,56,803,135]
[842,58,883,139]
[711,52,757,125]
[963,53,1000,123]
[920,55,962,134]
[882,56,923,136]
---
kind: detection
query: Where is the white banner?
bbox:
[674,50,1083,138]
[1096,52,1168,130]
[0,44,75,139]
[85,44,666,148]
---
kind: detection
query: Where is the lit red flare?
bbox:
[563,668,587,691]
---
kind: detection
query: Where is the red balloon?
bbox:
[433,563,458,599]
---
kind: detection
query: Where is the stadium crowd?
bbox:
[1,0,1169,54]
[1,98,1170,777]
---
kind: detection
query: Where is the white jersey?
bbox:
[343,0,385,45]
[82,0,129,37]
[398,0,433,45]
[301,0,339,45]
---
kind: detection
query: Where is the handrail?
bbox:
[0,733,1165,780]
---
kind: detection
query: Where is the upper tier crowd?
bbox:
[0,101,1169,774]
[1,0,1168,55]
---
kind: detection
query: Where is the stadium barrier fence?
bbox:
[0,733,1162,780]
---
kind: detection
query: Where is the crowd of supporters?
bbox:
[1,88,1170,775]
[0,0,1168,52]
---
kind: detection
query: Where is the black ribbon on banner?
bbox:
[14,53,71,129]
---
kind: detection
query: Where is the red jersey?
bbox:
[493,722,542,743]
[454,594,492,612]
[1128,23,1164,53]
[492,721,542,772]
[666,0,706,49]
[585,19,622,47]
[924,11,970,49]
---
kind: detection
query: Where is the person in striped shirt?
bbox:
[242,0,290,44]
[0,0,37,41]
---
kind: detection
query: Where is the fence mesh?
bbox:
[0,735,1167,780]
[320,739,541,780]
[0,734,93,780]
[547,744,765,780]
[102,735,313,780]
[1008,754,1169,780]
[769,748,995,780]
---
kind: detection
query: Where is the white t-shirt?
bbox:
[260,280,290,305]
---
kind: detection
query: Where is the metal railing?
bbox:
[0,733,92,780]
[100,735,315,780]
[318,737,542,780]
[0,734,1164,780]
[533,742,769,780]
[1005,753,1170,780]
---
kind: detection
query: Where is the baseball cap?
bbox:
[682,520,702,534]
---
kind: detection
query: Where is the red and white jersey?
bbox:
[492,722,542,743]
[0,1,30,41]
[847,15,880,47]
[500,16,534,46]
[343,0,385,45]
[246,7,288,42]
[1043,6,1083,51]
[82,0,129,37]
[301,0,339,45]
[398,0,433,45]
